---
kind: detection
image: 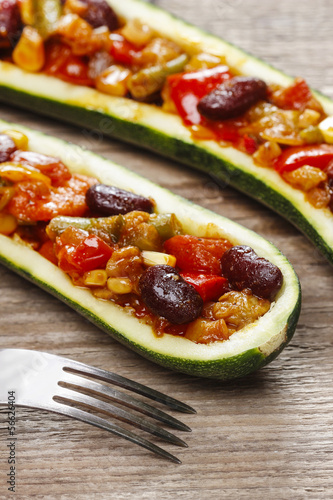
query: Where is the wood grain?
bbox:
[0,1,333,498]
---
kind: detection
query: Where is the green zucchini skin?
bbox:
[0,120,301,380]
[0,0,332,264]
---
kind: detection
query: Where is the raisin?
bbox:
[325,159,333,184]
[86,184,154,215]
[79,0,118,31]
[139,265,203,324]
[197,76,268,121]
[0,0,22,46]
[0,134,16,162]
[221,245,283,301]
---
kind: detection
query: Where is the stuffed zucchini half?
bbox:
[0,0,332,265]
[0,120,300,380]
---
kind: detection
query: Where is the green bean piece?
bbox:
[128,53,189,100]
[32,0,62,39]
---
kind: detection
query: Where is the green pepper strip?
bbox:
[128,53,189,100]
[46,213,183,243]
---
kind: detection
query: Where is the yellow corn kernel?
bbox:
[95,65,132,97]
[298,109,321,129]
[0,213,18,235]
[12,26,45,72]
[3,130,29,150]
[185,52,227,71]
[83,269,108,287]
[19,0,34,26]
[141,250,176,267]
[107,277,133,294]
[121,18,153,47]
[318,116,333,144]
[63,0,87,16]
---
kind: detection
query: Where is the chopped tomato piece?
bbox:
[180,273,229,302]
[274,144,333,173]
[272,78,313,111]
[164,235,232,275]
[10,150,71,186]
[243,134,258,155]
[39,240,58,265]
[109,34,142,65]
[167,65,232,125]
[56,228,113,273]
[44,41,93,87]
[209,120,243,144]
[7,174,96,221]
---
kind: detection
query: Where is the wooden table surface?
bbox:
[1,1,333,498]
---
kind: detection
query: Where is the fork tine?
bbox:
[54,386,188,448]
[63,361,196,414]
[46,400,183,464]
[59,372,192,432]
[0,349,194,463]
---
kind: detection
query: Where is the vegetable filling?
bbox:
[0,130,283,344]
[1,0,333,213]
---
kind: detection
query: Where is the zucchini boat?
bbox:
[0,0,332,265]
[0,119,300,380]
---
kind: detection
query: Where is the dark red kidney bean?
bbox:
[139,265,203,324]
[197,77,268,121]
[79,0,119,31]
[0,0,22,45]
[86,184,154,215]
[0,134,16,163]
[221,245,283,301]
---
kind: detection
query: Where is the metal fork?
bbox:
[0,349,195,463]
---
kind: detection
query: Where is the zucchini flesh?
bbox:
[0,120,301,380]
[0,0,332,264]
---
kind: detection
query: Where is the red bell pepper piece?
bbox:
[44,42,93,87]
[274,144,333,173]
[167,65,232,125]
[164,235,232,275]
[57,230,113,273]
[243,134,258,155]
[109,34,142,65]
[181,273,229,302]
[39,240,58,265]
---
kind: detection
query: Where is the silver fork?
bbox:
[0,349,195,463]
